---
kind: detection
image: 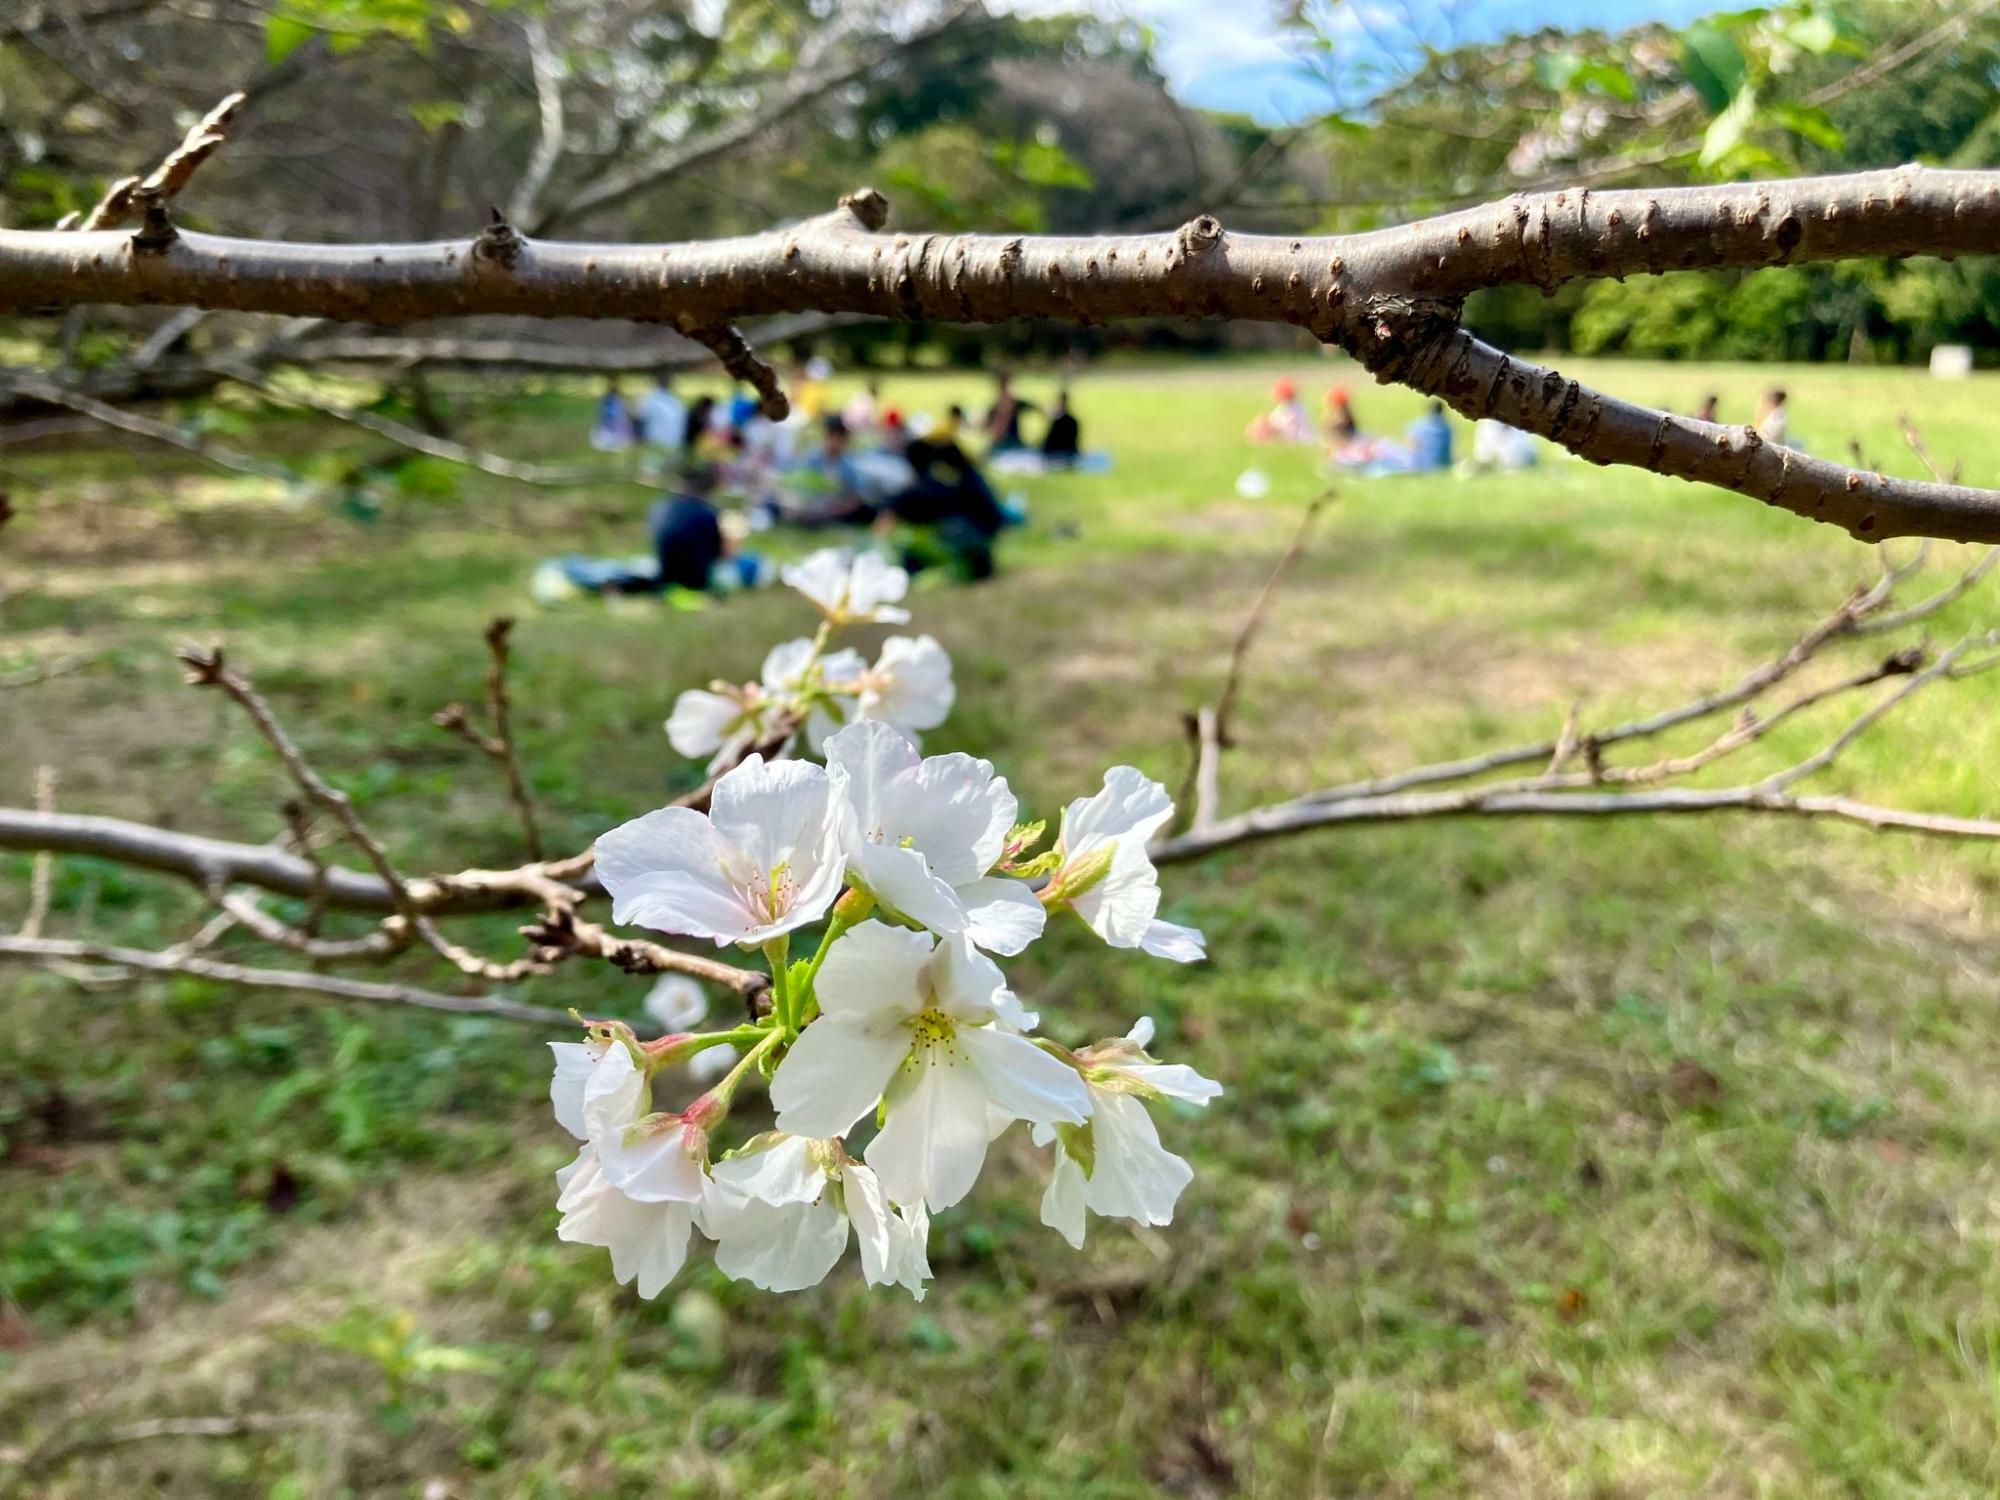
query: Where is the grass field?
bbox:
[6,354,2000,1497]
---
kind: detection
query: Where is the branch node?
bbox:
[131,191,178,254]
[839,187,890,231]
[1178,215,1224,258]
[475,206,523,269]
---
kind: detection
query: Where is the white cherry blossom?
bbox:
[595,754,844,948]
[556,1146,698,1299]
[701,1134,931,1298]
[581,1042,709,1204]
[1047,766,1206,963]
[769,921,1089,1210]
[782,547,912,625]
[853,634,956,738]
[1034,1017,1222,1248]
[824,720,1044,955]
[667,639,867,770]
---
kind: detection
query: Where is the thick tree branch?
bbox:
[10,169,2000,537]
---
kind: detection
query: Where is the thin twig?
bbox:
[78,91,247,232]
[178,645,550,982]
[18,768,55,939]
[0,936,571,1026]
[1176,494,1327,828]
[434,619,543,860]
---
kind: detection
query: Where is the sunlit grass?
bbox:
[4,355,2000,1494]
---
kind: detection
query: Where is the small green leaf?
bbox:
[1699,85,1758,168]
[264,12,315,63]
[1681,23,1747,113]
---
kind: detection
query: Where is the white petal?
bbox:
[805,701,851,755]
[856,841,967,936]
[1138,919,1207,964]
[711,1134,826,1207]
[708,1191,848,1292]
[958,1025,1091,1128]
[818,648,867,692]
[957,877,1046,957]
[861,635,956,734]
[1081,1091,1193,1227]
[1069,837,1162,948]
[1125,1060,1224,1105]
[781,548,852,616]
[847,552,912,622]
[843,1162,896,1286]
[581,1045,646,1144]
[1124,1017,1157,1050]
[866,1048,992,1211]
[896,753,1008,887]
[643,974,709,1032]
[594,806,759,942]
[707,755,834,880]
[555,1147,610,1242]
[769,1018,909,1138]
[1059,765,1175,859]
[665,689,745,759]
[602,1194,697,1299]
[549,1039,607,1140]
[812,920,933,1025]
[758,637,818,693]
[825,719,921,837]
[884,1204,932,1301]
[1040,1149,1088,1249]
[598,1115,706,1203]
[927,933,1032,1029]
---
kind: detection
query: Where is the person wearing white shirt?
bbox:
[637,376,688,450]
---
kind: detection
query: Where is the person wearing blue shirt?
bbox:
[1407,400,1453,471]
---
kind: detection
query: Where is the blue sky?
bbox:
[1015,0,1729,123]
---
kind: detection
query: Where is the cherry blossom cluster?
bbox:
[552,547,1219,1300]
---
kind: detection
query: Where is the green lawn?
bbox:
[6,355,2000,1497]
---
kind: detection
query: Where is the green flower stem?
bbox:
[708,1028,784,1109]
[763,934,793,1032]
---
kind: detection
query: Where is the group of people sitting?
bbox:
[1694,387,1797,448]
[551,364,1091,603]
[1247,378,1530,476]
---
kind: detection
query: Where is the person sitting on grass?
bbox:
[780,414,912,527]
[875,432,1010,582]
[1245,378,1313,443]
[590,379,634,452]
[1406,400,1454,471]
[1756,387,1791,447]
[637,373,687,451]
[1040,391,1081,467]
[983,371,1038,452]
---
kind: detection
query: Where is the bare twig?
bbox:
[178,645,549,982]
[434,619,543,860]
[0,935,572,1026]
[1176,496,1325,827]
[77,90,246,232]
[0,371,292,485]
[18,768,56,940]
[680,323,789,419]
[0,654,92,690]
[6,1410,337,1489]
[1189,706,1222,833]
